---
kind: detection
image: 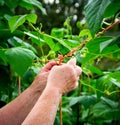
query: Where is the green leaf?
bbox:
[7,36,37,53]
[79,29,92,40]
[26,30,71,50]
[86,37,112,54]
[5,47,36,76]
[0,49,7,63]
[19,0,34,10]
[8,15,26,32]
[4,0,19,9]
[0,6,13,17]
[58,39,72,51]
[52,42,61,52]
[104,0,120,17]
[43,35,56,50]
[100,39,113,52]
[82,53,97,64]
[4,14,12,21]
[81,96,97,109]
[26,14,37,24]
[0,0,4,6]
[102,97,118,108]
[110,72,120,81]
[0,29,23,38]
[101,44,119,54]
[51,28,68,38]
[69,96,82,106]
[24,31,45,46]
[0,20,7,29]
[100,36,120,53]
[85,0,111,36]
[47,30,72,50]
[21,0,46,15]
[91,97,119,120]
[69,95,97,109]
[110,72,120,88]
[91,101,111,117]
[64,39,80,48]
[106,109,120,120]
[86,65,104,75]
[8,14,37,32]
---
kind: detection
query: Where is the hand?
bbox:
[30,61,56,92]
[46,58,82,94]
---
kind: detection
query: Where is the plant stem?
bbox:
[80,80,105,94]
[59,100,63,125]
[96,20,120,37]
[18,76,21,95]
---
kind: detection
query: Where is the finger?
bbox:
[75,66,82,77]
[41,60,56,72]
[75,81,79,87]
[72,81,79,90]
[67,57,76,66]
[36,72,49,81]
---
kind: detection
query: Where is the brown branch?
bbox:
[76,39,89,50]
[59,100,63,125]
[96,20,120,37]
[18,76,21,95]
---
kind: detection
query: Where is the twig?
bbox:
[18,76,21,95]
[96,20,120,37]
[59,100,63,125]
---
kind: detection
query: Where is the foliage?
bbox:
[0,0,120,124]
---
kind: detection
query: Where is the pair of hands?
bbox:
[31,58,82,94]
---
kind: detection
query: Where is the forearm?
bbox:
[0,87,41,125]
[22,87,61,125]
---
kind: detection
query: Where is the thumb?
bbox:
[67,57,76,66]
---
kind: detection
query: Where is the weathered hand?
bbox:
[30,61,56,92]
[47,58,82,94]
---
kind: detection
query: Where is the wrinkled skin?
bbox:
[30,61,56,92]
[0,58,82,125]
[47,58,82,94]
